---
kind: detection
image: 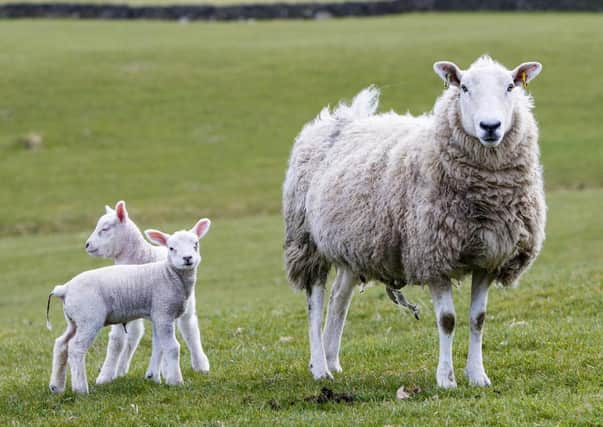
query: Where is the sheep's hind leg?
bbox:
[49,318,76,393]
[307,284,332,380]
[145,323,163,383]
[68,324,101,394]
[177,291,210,373]
[96,324,126,384]
[465,269,493,387]
[429,282,457,388]
[323,268,356,373]
[114,319,144,378]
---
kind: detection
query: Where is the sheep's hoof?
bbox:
[95,374,113,385]
[310,365,334,381]
[436,368,457,389]
[166,377,184,386]
[191,355,210,373]
[465,367,491,387]
[49,383,63,394]
[72,386,89,395]
[145,372,161,384]
[326,359,342,373]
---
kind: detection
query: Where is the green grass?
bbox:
[0,190,601,425]
[0,14,602,426]
[0,14,602,235]
[0,0,368,4]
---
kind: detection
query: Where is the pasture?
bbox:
[0,13,601,426]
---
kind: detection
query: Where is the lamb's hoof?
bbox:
[145,371,161,384]
[326,359,342,374]
[95,374,113,385]
[465,368,491,387]
[191,355,210,373]
[436,368,457,389]
[49,383,64,394]
[72,385,89,395]
[310,364,334,380]
[165,377,184,386]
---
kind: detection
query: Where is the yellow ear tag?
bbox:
[521,71,528,89]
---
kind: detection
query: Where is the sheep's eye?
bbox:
[507,83,515,92]
[460,84,469,93]
[169,247,174,251]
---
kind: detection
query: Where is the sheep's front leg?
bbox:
[49,319,76,393]
[115,319,145,378]
[323,268,356,373]
[154,319,182,386]
[145,323,163,384]
[68,325,101,394]
[307,285,332,380]
[465,269,493,386]
[96,324,126,384]
[177,292,210,373]
[429,282,457,388]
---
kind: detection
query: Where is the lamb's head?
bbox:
[85,200,131,258]
[434,55,542,147]
[145,218,211,271]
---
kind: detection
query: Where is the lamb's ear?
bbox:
[115,200,128,224]
[105,205,114,214]
[512,62,542,87]
[191,218,211,240]
[433,61,463,87]
[145,229,170,247]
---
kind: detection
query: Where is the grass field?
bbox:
[0,13,602,426]
[0,0,369,5]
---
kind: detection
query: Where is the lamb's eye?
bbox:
[460,84,469,93]
[169,247,174,251]
[507,83,515,92]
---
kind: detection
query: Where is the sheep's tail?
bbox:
[332,85,380,120]
[46,284,67,331]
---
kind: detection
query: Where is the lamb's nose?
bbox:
[85,242,90,249]
[479,121,501,132]
[183,256,193,263]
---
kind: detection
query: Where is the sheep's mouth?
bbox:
[86,248,99,255]
[479,137,501,147]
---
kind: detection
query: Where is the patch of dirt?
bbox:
[303,387,356,404]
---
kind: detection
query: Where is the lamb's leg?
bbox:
[429,282,457,388]
[96,324,126,384]
[465,269,493,386]
[177,292,210,373]
[307,284,332,380]
[323,268,356,373]
[114,319,144,378]
[49,319,75,393]
[145,323,163,384]
[68,325,101,394]
[154,319,182,386]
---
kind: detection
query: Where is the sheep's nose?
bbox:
[183,256,193,263]
[85,242,90,249]
[479,121,501,132]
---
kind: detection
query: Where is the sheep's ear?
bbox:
[433,61,463,87]
[115,200,128,224]
[145,229,170,247]
[511,62,542,87]
[105,205,114,214]
[191,218,211,240]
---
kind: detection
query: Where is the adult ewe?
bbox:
[283,55,545,388]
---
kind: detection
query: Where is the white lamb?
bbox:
[47,218,211,394]
[283,56,546,387]
[85,201,209,385]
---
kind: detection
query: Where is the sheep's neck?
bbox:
[114,221,156,265]
[168,265,197,299]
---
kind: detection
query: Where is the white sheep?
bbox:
[47,218,211,394]
[85,201,210,385]
[283,55,546,388]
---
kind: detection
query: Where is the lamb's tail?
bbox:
[332,85,380,120]
[46,284,67,331]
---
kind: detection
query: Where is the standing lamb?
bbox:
[85,201,210,385]
[283,55,545,387]
[47,218,211,394]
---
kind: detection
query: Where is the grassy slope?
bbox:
[0,190,601,426]
[0,14,602,235]
[0,14,602,426]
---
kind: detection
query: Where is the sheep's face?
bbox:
[145,218,211,271]
[86,201,129,258]
[434,56,542,148]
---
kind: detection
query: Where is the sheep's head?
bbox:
[434,56,542,147]
[86,200,130,258]
[145,218,211,271]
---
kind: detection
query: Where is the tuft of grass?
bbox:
[0,190,601,425]
[0,14,602,235]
